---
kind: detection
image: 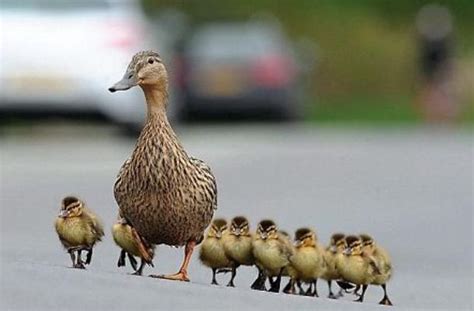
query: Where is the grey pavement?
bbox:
[0,124,472,310]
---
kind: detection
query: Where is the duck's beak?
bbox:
[108,69,137,93]
[58,210,69,218]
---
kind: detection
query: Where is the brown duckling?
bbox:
[110,51,217,282]
[336,235,379,303]
[360,234,393,306]
[54,196,104,269]
[222,216,254,287]
[322,233,346,299]
[252,220,293,292]
[199,218,233,285]
[112,215,155,275]
[286,228,326,297]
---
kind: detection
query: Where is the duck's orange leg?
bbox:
[150,240,195,282]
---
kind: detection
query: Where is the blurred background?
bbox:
[0,1,472,310]
[1,0,473,127]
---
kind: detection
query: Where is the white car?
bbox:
[0,0,175,129]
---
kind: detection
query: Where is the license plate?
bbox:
[199,67,245,97]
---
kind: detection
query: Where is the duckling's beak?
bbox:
[260,232,268,240]
[343,247,351,256]
[216,231,222,239]
[58,210,69,218]
[329,245,337,253]
[235,228,241,236]
[108,70,137,92]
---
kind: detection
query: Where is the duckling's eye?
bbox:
[128,73,133,79]
[148,59,154,64]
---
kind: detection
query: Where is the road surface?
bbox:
[1,124,472,310]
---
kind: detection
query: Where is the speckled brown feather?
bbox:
[113,55,217,247]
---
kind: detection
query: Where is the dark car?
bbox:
[178,21,302,120]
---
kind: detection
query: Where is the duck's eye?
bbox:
[148,59,154,64]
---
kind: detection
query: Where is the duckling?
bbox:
[222,216,254,287]
[321,233,346,299]
[336,235,379,303]
[112,215,155,275]
[360,234,393,306]
[252,220,293,292]
[54,196,104,269]
[286,228,326,297]
[110,51,217,282]
[199,218,233,285]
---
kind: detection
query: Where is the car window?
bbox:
[189,25,285,61]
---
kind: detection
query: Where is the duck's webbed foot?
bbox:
[250,268,267,291]
[353,284,368,303]
[268,269,284,293]
[131,259,145,276]
[117,250,127,267]
[149,240,195,282]
[379,284,393,306]
[211,268,219,285]
[226,267,237,287]
[282,279,296,294]
[85,247,93,265]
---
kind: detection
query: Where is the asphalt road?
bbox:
[0,124,472,310]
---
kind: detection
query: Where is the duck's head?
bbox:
[59,196,84,218]
[109,51,167,93]
[329,233,346,253]
[256,219,278,240]
[294,228,316,248]
[207,218,228,239]
[229,216,250,237]
[344,235,363,256]
[359,233,375,253]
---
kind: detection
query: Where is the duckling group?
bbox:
[53,50,392,306]
[198,217,393,306]
[54,199,392,306]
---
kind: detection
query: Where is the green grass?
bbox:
[307,95,420,124]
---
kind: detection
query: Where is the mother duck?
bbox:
[109,51,217,281]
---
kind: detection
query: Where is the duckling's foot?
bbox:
[337,281,355,291]
[117,250,126,267]
[226,267,236,287]
[73,262,86,269]
[336,289,345,298]
[150,271,190,282]
[379,297,393,306]
[353,284,368,303]
[328,293,337,299]
[282,279,295,294]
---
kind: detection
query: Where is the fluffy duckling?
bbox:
[112,215,155,275]
[322,233,346,299]
[286,228,326,297]
[199,218,233,285]
[360,234,393,306]
[252,220,293,292]
[222,216,254,287]
[54,196,104,269]
[336,235,379,303]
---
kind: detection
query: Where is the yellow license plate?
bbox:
[201,68,245,97]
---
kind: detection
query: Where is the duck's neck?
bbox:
[139,86,188,161]
[142,86,168,119]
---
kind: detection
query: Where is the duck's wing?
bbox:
[83,208,105,240]
[130,227,154,265]
[113,157,132,206]
[190,157,218,211]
